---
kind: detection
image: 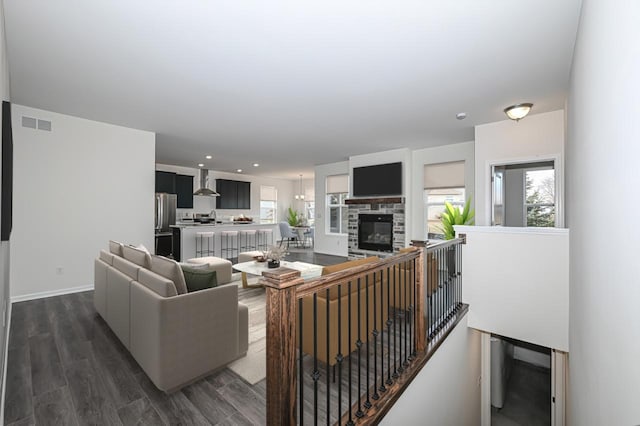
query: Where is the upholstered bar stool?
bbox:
[256,228,273,250]
[195,232,215,257]
[220,230,239,262]
[239,229,257,253]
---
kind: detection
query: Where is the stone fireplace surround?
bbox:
[346,197,405,259]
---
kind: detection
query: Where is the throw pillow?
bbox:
[181,265,218,293]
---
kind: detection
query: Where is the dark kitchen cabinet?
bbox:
[175,174,194,208]
[155,171,176,193]
[216,179,251,209]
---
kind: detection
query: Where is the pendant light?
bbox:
[294,174,305,200]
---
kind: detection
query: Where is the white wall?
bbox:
[156,164,296,229]
[410,141,475,240]
[314,161,349,256]
[10,105,155,300]
[459,226,569,352]
[381,316,481,426]
[567,1,640,424]
[474,110,565,226]
[0,0,11,419]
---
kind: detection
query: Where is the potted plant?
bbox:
[287,207,301,227]
[440,197,474,275]
[264,246,287,269]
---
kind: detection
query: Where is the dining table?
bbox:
[292,226,311,248]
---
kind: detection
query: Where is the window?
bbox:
[424,188,466,235]
[525,168,555,227]
[260,185,277,224]
[304,201,315,226]
[326,174,349,234]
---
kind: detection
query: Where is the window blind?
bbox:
[326,174,349,194]
[260,185,277,201]
[424,161,465,189]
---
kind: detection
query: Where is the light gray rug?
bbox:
[228,277,267,385]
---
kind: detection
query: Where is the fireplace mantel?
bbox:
[345,197,404,205]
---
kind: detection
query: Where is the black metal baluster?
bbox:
[326,288,330,426]
[365,274,373,408]
[427,251,432,342]
[372,274,379,400]
[397,263,403,374]
[411,257,417,358]
[337,284,343,423]
[403,260,409,368]
[458,242,463,310]
[313,293,319,425]
[347,281,353,426]
[299,298,304,425]
[378,270,386,393]
[386,267,393,386]
[356,277,364,418]
[392,264,398,378]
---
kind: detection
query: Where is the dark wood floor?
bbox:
[4,249,346,426]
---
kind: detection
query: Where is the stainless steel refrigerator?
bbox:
[155,193,176,256]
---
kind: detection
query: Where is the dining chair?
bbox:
[278,222,298,248]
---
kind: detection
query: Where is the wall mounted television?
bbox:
[352,162,402,197]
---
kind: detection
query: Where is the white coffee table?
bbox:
[233,260,323,288]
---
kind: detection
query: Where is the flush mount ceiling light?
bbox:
[205,155,212,159]
[504,103,533,121]
[294,174,305,200]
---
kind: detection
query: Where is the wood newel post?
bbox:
[411,240,427,353]
[261,267,305,426]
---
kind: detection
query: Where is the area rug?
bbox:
[228,277,267,385]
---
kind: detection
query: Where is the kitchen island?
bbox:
[171,222,279,261]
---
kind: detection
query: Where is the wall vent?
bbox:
[21,116,52,131]
[37,119,51,131]
[22,116,37,129]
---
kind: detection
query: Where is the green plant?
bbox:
[440,197,475,240]
[287,207,301,226]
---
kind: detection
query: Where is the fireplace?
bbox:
[358,214,394,252]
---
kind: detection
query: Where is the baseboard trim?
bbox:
[0,301,12,426]
[11,285,94,303]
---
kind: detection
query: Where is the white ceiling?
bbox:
[4,0,581,179]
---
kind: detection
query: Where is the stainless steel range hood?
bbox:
[193,169,220,196]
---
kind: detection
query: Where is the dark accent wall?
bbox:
[1,101,12,241]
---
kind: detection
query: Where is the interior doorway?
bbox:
[491,160,557,227]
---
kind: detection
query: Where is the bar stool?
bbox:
[195,232,215,257]
[220,230,239,262]
[257,229,273,250]
[239,229,257,253]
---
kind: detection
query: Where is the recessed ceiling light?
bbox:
[205,155,212,159]
[198,163,204,167]
[237,169,243,173]
[456,112,467,120]
[253,163,259,167]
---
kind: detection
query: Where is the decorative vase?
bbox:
[267,259,280,269]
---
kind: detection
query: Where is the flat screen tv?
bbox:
[353,162,402,197]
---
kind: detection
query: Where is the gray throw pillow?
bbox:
[181,265,218,293]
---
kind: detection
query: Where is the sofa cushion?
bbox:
[321,257,380,300]
[185,256,233,285]
[181,266,218,293]
[99,249,115,266]
[122,245,152,269]
[138,268,178,297]
[150,255,188,295]
[112,256,141,280]
[322,256,379,276]
[109,240,124,256]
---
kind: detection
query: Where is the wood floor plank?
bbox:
[4,345,33,424]
[28,333,66,397]
[182,379,237,424]
[65,358,122,425]
[7,303,28,350]
[6,415,35,426]
[33,386,78,426]
[135,373,210,426]
[89,348,143,409]
[117,397,165,426]
[216,378,266,425]
[25,299,51,338]
[215,411,255,426]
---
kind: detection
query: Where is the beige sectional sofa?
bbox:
[94,241,248,392]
